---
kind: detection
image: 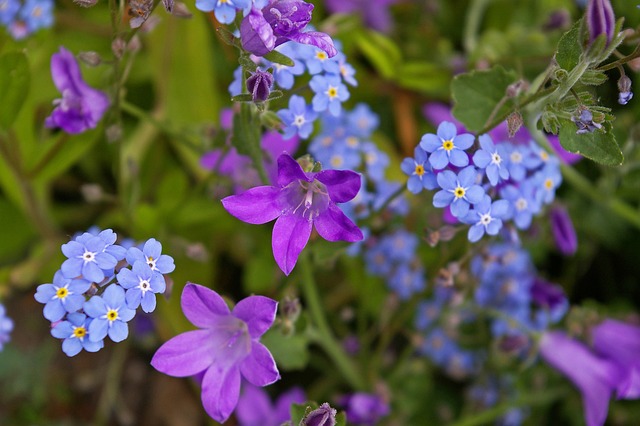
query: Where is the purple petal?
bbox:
[232,296,278,338]
[277,153,308,187]
[241,8,276,56]
[316,170,361,203]
[221,186,282,225]
[272,214,312,275]
[181,283,230,328]
[314,204,364,242]
[201,364,241,423]
[50,47,85,94]
[286,31,337,57]
[150,329,215,377]
[240,341,280,387]
[236,385,273,426]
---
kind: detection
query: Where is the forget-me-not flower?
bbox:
[195,0,249,24]
[0,303,13,351]
[83,284,136,343]
[420,121,474,169]
[433,166,485,218]
[277,94,318,139]
[117,261,166,313]
[472,134,509,186]
[34,270,91,322]
[460,195,510,242]
[126,238,176,275]
[401,146,437,194]
[310,74,350,117]
[51,312,104,357]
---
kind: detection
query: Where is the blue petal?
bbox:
[62,338,83,357]
[108,320,129,343]
[88,318,109,342]
[44,300,66,322]
[428,150,448,170]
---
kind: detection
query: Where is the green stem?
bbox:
[95,341,129,426]
[463,0,492,55]
[597,43,640,72]
[299,253,366,390]
[26,133,69,179]
[447,388,566,426]
[478,87,554,136]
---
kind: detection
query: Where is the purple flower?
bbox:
[221,153,363,275]
[539,331,622,426]
[303,402,337,426]
[151,283,280,423]
[592,319,640,399]
[586,0,615,45]
[247,69,274,102]
[420,121,474,170]
[34,270,92,322]
[550,205,578,255]
[240,0,337,57]
[236,384,306,426]
[51,312,104,356]
[340,393,389,425]
[83,284,136,343]
[45,47,110,134]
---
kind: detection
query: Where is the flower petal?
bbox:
[150,329,215,377]
[314,204,363,243]
[277,153,308,187]
[272,214,312,275]
[181,283,230,328]
[316,170,361,203]
[222,186,282,225]
[240,341,280,387]
[232,296,278,338]
[201,364,241,423]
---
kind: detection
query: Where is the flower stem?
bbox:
[463,0,492,55]
[299,252,366,390]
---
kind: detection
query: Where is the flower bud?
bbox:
[73,0,99,7]
[303,403,337,426]
[78,51,102,67]
[617,75,633,105]
[586,0,615,45]
[246,69,274,102]
[550,205,577,255]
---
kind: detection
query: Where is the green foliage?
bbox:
[558,119,624,166]
[0,52,30,132]
[555,20,582,72]
[261,326,310,371]
[451,66,519,132]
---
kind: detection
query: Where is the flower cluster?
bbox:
[404,121,564,243]
[0,303,13,352]
[0,0,53,39]
[34,229,175,356]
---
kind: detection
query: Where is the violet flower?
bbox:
[586,0,615,45]
[240,0,337,58]
[236,383,306,426]
[550,205,578,255]
[539,331,622,426]
[221,153,363,275]
[340,392,390,426]
[151,283,280,423]
[45,47,110,134]
[592,319,640,399]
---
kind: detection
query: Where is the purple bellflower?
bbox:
[592,319,640,399]
[45,47,110,134]
[151,283,280,423]
[240,0,337,58]
[340,392,390,426]
[236,383,306,426]
[221,153,363,275]
[539,331,622,426]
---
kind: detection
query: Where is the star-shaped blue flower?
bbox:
[35,270,91,322]
[401,146,437,194]
[420,121,474,169]
[83,284,136,343]
[51,312,104,357]
[433,166,485,218]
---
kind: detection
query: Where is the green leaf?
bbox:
[354,30,402,79]
[230,94,255,103]
[335,411,347,426]
[558,119,623,166]
[395,61,450,96]
[261,327,309,370]
[555,20,582,72]
[290,403,314,426]
[579,69,608,85]
[0,198,36,262]
[263,49,295,67]
[451,66,518,132]
[0,52,30,131]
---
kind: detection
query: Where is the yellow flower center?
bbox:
[56,287,69,299]
[442,140,454,151]
[106,309,118,322]
[415,165,425,176]
[316,51,328,61]
[73,326,87,339]
[540,151,549,161]
[346,136,358,147]
[544,178,554,190]
[454,187,466,198]
[327,86,338,99]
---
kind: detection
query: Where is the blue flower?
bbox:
[19,0,53,33]
[401,146,437,194]
[533,164,562,205]
[499,182,540,230]
[309,74,350,116]
[83,284,136,343]
[419,328,457,365]
[277,95,318,139]
[0,0,20,25]
[126,238,176,275]
[472,134,510,186]
[433,166,485,218]
[34,270,92,322]
[461,195,510,242]
[502,144,533,182]
[262,44,305,89]
[51,312,104,356]
[61,234,119,283]
[361,142,389,182]
[346,104,378,138]
[389,263,425,300]
[300,44,341,75]
[229,66,244,97]
[419,121,474,169]
[414,300,442,331]
[335,52,358,87]
[117,261,166,313]
[195,0,250,24]
[0,303,13,351]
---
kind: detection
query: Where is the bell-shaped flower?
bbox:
[151,283,280,423]
[221,153,363,275]
[539,331,623,426]
[45,47,110,134]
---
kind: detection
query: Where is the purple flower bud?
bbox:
[550,205,577,255]
[303,402,337,426]
[246,69,274,102]
[586,0,615,45]
[340,393,389,426]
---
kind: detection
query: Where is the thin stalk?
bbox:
[299,253,366,390]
